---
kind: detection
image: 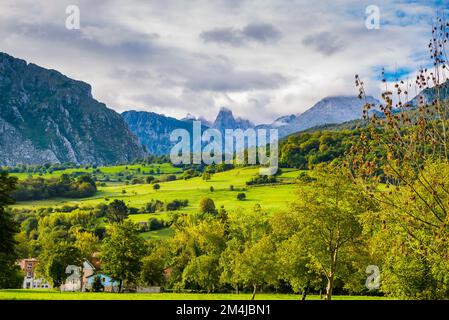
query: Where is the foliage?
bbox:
[199,198,217,215]
[91,275,104,292]
[279,130,359,169]
[236,193,246,201]
[246,175,277,186]
[290,165,372,300]
[0,172,20,288]
[351,17,449,299]
[101,221,147,292]
[106,200,128,223]
[11,174,97,201]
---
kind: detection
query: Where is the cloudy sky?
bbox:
[0,0,445,124]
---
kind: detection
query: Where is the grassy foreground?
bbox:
[0,290,390,300]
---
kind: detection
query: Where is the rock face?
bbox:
[0,52,147,166]
[213,107,254,132]
[123,107,257,155]
[122,110,196,156]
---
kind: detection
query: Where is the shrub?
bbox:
[237,193,246,201]
[91,275,104,292]
[199,198,216,215]
[246,175,277,186]
[148,218,164,231]
[165,199,189,211]
[159,175,176,182]
[131,177,144,185]
[297,172,316,183]
[145,200,164,213]
[145,176,155,184]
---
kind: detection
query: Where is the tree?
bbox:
[106,200,128,223]
[232,236,277,300]
[351,17,449,299]
[202,172,211,181]
[236,193,246,201]
[145,176,155,184]
[291,165,369,300]
[276,234,322,300]
[270,210,322,300]
[38,242,83,287]
[91,274,104,292]
[72,228,100,260]
[153,183,160,191]
[141,253,166,286]
[220,208,272,296]
[199,198,216,215]
[0,172,21,288]
[182,255,221,293]
[101,220,147,292]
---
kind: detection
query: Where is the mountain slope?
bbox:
[122,110,197,156]
[0,52,147,166]
[258,96,380,137]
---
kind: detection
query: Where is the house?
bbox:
[18,258,52,289]
[85,274,120,292]
[60,260,97,292]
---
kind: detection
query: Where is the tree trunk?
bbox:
[251,285,257,300]
[119,279,123,293]
[301,284,309,301]
[325,274,334,300]
[325,249,338,300]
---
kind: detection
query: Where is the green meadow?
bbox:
[10,165,304,240]
[0,289,389,300]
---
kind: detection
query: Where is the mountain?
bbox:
[409,80,449,107]
[123,97,379,155]
[122,110,199,156]
[0,52,147,166]
[258,96,380,137]
[123,107,255,155]
[213,107,254,132]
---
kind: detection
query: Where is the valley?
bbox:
[9,165,303,240]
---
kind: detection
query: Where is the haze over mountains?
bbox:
[0,51,428,164]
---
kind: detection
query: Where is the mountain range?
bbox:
[123,97,380,155]
[0,51,434,165]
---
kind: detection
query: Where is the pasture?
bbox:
[10,166,304,240]
[0,289,389,300]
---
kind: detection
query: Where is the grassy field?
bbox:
[10,166,304,240]
[10,163,181,180]
[11,167,302,214]
[0,289,390,300]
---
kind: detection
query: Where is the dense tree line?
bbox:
[279,130,360,169]
[11,174,97,201]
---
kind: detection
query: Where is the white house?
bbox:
[18,258,52,289]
